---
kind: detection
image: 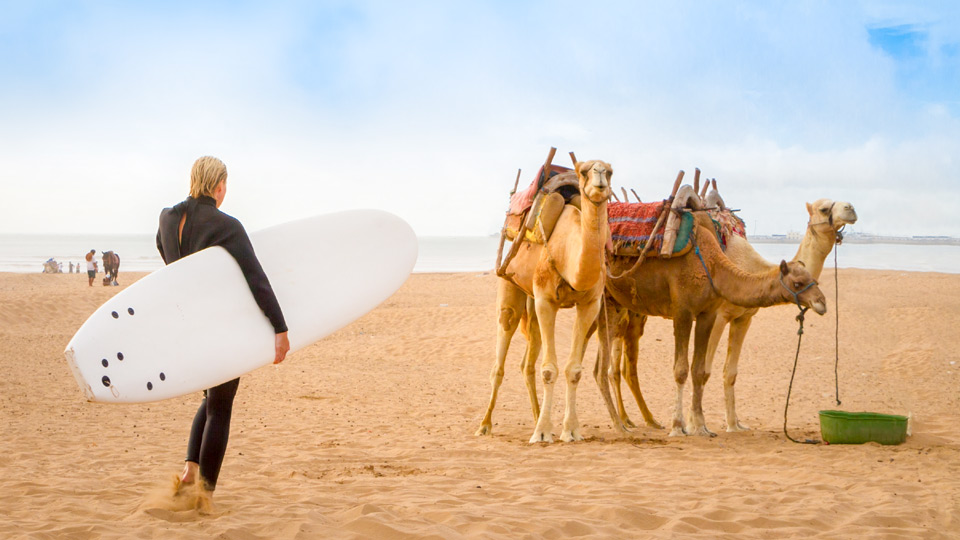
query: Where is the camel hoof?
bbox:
[560,429,584,442]
[529,430,554,444]
[645,419,665,430]
[474,425,492,436]
[726,422,750,433]
[668,427,688,437]
[621,417,638,429]
[690,426,717,437]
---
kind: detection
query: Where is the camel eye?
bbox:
[820,208,829,213]
[794,282,803,289]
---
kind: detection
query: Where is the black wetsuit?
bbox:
[157,195,287,491]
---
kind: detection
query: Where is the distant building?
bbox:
[786,230,802,241]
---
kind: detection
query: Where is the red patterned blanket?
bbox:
[608,201,667,245]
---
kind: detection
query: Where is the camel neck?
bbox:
[697,223,786,308]
[792,224,835,279]
[566,198,607,291]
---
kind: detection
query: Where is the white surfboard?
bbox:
[64,209,417,403]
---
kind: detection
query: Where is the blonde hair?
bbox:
[189,156,228,198]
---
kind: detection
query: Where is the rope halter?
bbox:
[779,274,816,312]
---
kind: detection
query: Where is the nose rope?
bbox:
[833,229,843,406]
[783,303,818,444]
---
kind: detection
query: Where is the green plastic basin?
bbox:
[819,410,908,445]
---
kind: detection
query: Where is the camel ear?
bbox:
[806,202,813,216]
[779,260,789,276]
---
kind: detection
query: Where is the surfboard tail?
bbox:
[64,346,96,402]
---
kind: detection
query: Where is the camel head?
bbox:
[778,260,827,315]
[806,199,857,234]
[575,160,613,205]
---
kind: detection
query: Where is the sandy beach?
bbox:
[1,268,958,539]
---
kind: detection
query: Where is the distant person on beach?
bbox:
[85,250,96,285]
[69,262,74,273]
[156,155,289,511]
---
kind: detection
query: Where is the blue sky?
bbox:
[1,1,959,237]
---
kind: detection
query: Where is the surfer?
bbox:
[156,155,290,507]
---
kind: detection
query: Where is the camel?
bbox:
[601,208,828,437]
[701,196,858,432]
[611,196,857,432]
[476,159,620,443]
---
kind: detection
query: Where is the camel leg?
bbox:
[723,315,754,432]
[605,307,633,428]
[610,310,633,427]
[611,332,635,428]
[670,313,693,436]
[520,296,542,421]
[594,300,629,434]
[476,281,526,436]
[530,296,559,443]
[704,313,728,388]
[688,311,718,437]
[621,314,663,429]
[559,298,601,442]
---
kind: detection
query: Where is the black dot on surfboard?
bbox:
[101,359,109,368]
[159,372,165,381]
[127,308,135,315]
[111,311,119,319]
[117,352,124,361]
[101,376,111,387]
[147,382,153,390]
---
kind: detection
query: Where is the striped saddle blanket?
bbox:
[608,201,693,257]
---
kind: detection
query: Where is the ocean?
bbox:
[2,234,959,275]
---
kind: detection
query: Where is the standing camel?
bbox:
[602,210,827,437]
[702,197,857,431]
[611,196,856,432]
[476,159,619,443]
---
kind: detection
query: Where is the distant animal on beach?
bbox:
[477,157,621,443]
[101,251,120,286]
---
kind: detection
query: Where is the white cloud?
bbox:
[1,1,959,239]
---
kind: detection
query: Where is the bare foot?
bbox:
[179,461,199,486]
